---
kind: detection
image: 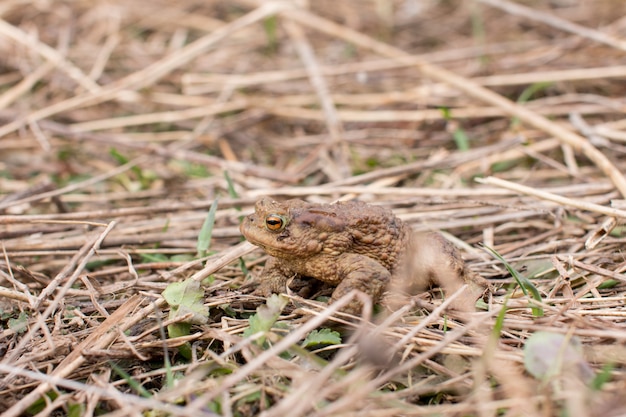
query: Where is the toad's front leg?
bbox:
[248,257,293,297]
[329,253,391,315]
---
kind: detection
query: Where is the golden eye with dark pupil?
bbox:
[265,215,286,231]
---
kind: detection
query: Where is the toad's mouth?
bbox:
[240,223,273,249]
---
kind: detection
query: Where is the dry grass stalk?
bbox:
[1,1,626,416]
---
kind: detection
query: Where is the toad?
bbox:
[240,198,486,314]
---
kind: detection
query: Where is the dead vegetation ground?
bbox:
[1,0,626,416]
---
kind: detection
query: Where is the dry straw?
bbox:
[1,1,626,416]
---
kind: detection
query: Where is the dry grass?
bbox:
[2,0,626,415]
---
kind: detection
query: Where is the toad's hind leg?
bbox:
[404,232,487,311]
[329,253,391,315]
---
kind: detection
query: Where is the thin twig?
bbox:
[476,176,626,219]
[285,7,626,198]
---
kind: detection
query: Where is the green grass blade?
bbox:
[197,198,219,257]
[109,361,152,398]
[224,170,239,199]
[483,245,544,317]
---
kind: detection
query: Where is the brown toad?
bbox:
[240,198,485,314]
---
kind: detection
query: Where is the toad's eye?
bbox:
[265,214,286,231]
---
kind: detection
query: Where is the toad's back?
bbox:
[240,198,486,314]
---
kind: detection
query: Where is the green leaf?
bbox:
[263,16,278,54]
[109,148,150,189]
[140,253,169,263]
[492,295,508,336]
[490,159,518,173]
[197,198,219,257]
[224,170,239,199]
[590,363,614,390]
[85,258,117,271]
[597,279,619,289]
[511,81,552,127]
[301,329,341,348]
[167,322,191,339]
[244,294,288,345]
[439,107,452,119]
[109,147,130,165]
[67,403,85,417]
[162,279,207,360]
[167,321,192,358]
[170,254,195,263]
[452,127,470,152]
[483,294,510,359]
[517,81,552,104]
[523,331,593,382]
[8,311,28,333]
[162,279,209,325]
[439,107,470,151]
[27,391,59,415]
[483,245,544,317]
[174,160,210,178]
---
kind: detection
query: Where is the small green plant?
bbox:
[109,361,153,398]
[440,107,470,151]
[162,278,209,359]
[243,294,288,346]
[27,391,59,415]
[517,81,552,104]
[109,147,154,190]
[7,311,28,333]
[262,16,278,54]
[483,245,544,317]
[590,363,614,391]
[511,82,552,128]
[173,160,210,178]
